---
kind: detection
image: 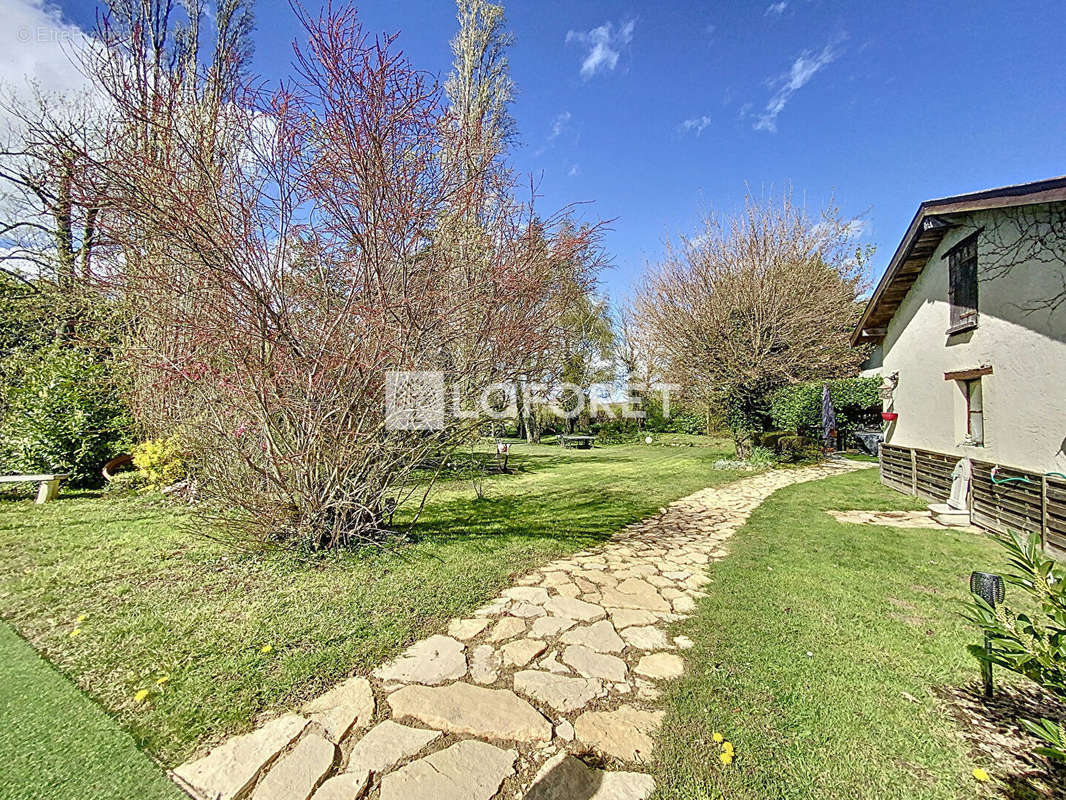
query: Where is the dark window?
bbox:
[947,233,979,332]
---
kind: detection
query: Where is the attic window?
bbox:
[946,232,979,334]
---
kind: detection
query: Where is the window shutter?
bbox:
[948,234,979,330]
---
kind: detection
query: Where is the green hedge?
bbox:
[769,377,881,436]
[0,347,132,486]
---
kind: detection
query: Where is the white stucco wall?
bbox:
[880,205,1066,475]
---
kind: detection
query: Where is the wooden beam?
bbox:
[944,365,993,381]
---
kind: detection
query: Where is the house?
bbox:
[853,176,1066,549]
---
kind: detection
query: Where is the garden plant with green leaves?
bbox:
[966,531,1066,761]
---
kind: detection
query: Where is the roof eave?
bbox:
[850,176,1066,347]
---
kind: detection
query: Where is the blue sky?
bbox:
[9,0,1066,302]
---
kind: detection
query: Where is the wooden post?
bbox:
[910,449,918,496]
[1042,476,1049,549]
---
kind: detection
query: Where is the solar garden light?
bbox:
[970,571,1005,698]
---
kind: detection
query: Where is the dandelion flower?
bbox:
[69,628,82,638]
[722,741,734,754]
[719,751,733,766]
[712,732,724,743]
[260,644,273,654]
[134,689,150,703]
[75,614,87,623]
[972,768,989,782]
[156,675,171,686]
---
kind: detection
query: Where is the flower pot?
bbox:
[881,412,899,422]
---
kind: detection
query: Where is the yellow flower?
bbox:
[972,768,990,782]
[712,732,724,743]
[134,689,150,703]
[260,644,273,654]
[69,627,82,638]
[719,751,733,766]
[156,675,171,686]
[722,741,735,754]
[75,613,87,623]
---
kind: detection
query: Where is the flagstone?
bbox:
[309,773,369,800]
[487,616,526,642]
[500,638,548,667]
[538,651,570,674]
[513,670,606,713]
[559,620,624,653]
[379,740,516,800]
[447,618,491,640]
[634,653,685,680]
[607,609,660,629]
[543,596,606,621]
[599,580,670,613]
[523,753,655,800]
[574,706,664,763]
[672,595,696,613]
[372,635,467,685]
[470,644,500,685]
[529,615,577,637]
[302,677,375,743]
[510,601,549,618]
[561,644,628,682]
[387,682,552,743]
[503,586,550,604]
[251,733,335,800]
[345,720,440,781]
[171,715,309,800]
[620,626,669,651]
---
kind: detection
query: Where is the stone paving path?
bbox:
[171,460,872,800]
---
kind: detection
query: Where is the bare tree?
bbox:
[634,193,869,456]
[964,202,1066,314]
[0,88,109,337]
[82,2,602,549]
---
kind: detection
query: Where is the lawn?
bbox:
[653,468,1015,800]
[0,437,742,768]
[0,621,183,800]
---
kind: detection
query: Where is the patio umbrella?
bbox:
[821,383,838,451]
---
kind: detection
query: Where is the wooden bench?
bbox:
[0,473,69,504]
[559,435,595,449]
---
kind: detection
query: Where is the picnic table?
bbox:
[559,435,595,449]
[0,473,69,504]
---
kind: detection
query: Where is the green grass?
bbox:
[654,468,1010,800]
[0,438,742,767]
[0,620,182,800]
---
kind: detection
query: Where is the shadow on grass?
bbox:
[938,682,1066,799]
[405,490,643,545]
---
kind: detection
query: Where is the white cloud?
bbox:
[565,18,635,79]
[688,232,712,250]
[765,2,788,16]
[680,114,711,136]
[568,164,579,177]
[754,44,839,132]
[548,111,571,141]
[844,218,868,237]
[811,218,868,240]
[0,0,91,102]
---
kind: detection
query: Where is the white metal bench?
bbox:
[0,473,69,503]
